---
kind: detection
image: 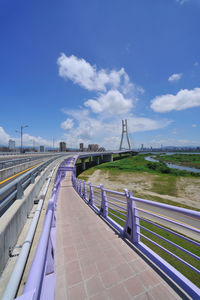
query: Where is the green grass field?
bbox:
[86,154,200,177]
[78,154,200,211]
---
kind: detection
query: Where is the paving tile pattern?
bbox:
[55,172,181,300]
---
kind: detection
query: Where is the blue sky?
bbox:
[0,0,200,149]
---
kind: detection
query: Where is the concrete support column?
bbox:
[93,156,100,165]
[81,158,86,170]
[103,154,113,163]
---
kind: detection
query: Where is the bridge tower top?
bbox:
[119,119,131,150]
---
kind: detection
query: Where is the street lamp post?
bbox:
[21,125,28,153]
[16,125,28,153]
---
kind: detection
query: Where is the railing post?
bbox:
[72,173,75,187]
[83,181,87,201]
[30,173,35,184]
[45,237,55,275]
[88,183,94,207]
[79,180,82,196]
[100,184,108,218]
[74,177,77,191]
[124,189,140,243]
[75,178,78,192]
[77,180,79,193]
[16,182,24,199]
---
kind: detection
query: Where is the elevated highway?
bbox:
[77,149,137,170]
[0,153,67,181]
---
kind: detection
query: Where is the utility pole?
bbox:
[119,119,131,150]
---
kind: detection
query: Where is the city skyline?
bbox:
[0,0,200,149]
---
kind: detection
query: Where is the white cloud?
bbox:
[57,53,133,93]
[58,53,146,123]
[192,124,197,128]
[58,53,173,149]
[176,0,189,5]
[194,62,199,67]
[151,87,200,112]
[19,134,57,148]
[168,73,182,82]
[172,128,178,134]
[128,117,172,133]
[84,90,134,115]
[0,125,62,148]
[61,118,74,130]
[61,109,172,149]
[0,126,10,145]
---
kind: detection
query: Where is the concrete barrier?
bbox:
[0,159,47,181]
[0,156,68,275]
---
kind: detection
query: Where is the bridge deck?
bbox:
[55,172,181,300]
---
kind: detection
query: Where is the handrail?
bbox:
[136,207,200,233]
[19,157,74,299]
[131,195,200,218]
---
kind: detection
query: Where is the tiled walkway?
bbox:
[55,171,181,300]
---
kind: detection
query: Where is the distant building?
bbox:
[80,143,84,152]
[88,144,99,152]
[59,142,66,152]
[8,139,15,151]
[39,145,45,152]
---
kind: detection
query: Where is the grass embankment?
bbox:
[109,211,200,288]
[156,154,200,169]
[78,154,200,211]
[85,154,200,177]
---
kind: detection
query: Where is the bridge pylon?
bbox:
[119,119,131,150]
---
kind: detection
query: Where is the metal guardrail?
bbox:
[0,158,33,170]
[0,157,57,215]
[0,154,63,170]
[72,174,200,298]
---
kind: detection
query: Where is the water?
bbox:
[145,156,200,173]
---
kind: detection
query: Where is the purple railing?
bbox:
[16,157,76,300]
[72,173,200,299]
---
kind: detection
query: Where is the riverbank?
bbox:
[78,155,200,210]
[155,153,200,169]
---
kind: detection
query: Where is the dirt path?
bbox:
[79,170,200,209]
